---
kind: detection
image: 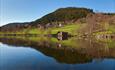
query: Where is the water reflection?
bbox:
[0,37,115,63]
[0,36,115,70]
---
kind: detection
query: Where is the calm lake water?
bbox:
[0,37,115,70]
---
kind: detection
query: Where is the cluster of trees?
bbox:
[33,7,94,25]
[78,13,115,35]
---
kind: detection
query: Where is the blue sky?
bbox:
[0,0,115,26]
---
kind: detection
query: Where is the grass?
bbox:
[14,24,82,35]
[24,24,82,35]
[108,25,115,33]
[0,23,114,36]
[93,25,115,35]
[51,24,81,35]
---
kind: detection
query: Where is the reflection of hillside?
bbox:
[37,46,92,64]
[0,37,115,64]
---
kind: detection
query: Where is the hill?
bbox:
[0,7,94,32]
[32,7,94,26]
[0,7,115,36]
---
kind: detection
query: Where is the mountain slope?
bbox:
[33,7,94,25]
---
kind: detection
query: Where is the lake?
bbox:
[0,36,115,70]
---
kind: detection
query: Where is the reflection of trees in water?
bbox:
[0,37,115,64]
[76,39,111,58]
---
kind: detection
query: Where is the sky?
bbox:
[0,0,115,26]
